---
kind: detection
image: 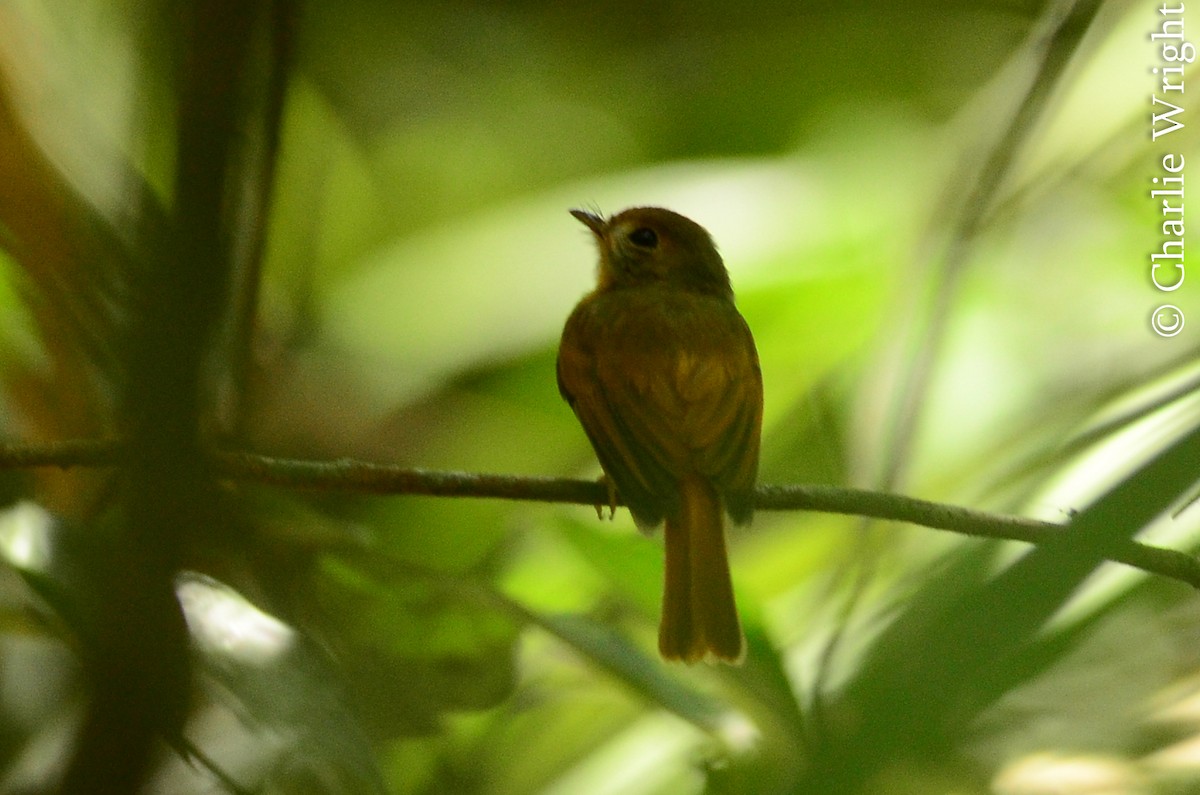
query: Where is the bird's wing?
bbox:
[559,308,675,525]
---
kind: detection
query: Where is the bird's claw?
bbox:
[594,474,619,520]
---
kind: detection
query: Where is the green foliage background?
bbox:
[0,0,1198,793]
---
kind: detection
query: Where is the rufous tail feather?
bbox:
[658,475,745,664]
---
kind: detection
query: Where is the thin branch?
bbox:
[224,0,298,442]
[2,440,1198,589]
[877,0,1097,493]
[814,0,1105,715]
[0,438,121,468]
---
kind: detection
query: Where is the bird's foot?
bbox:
[595,474,619,520]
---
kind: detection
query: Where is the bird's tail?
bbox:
[658,475,745,664]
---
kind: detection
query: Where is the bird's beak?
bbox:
[570,209,606,237]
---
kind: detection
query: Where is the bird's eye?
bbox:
[628,227,658,248]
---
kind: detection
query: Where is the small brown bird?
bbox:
[557,207,762,664]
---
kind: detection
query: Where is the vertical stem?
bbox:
[810,0,1106,744]
[60,2,264,792]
